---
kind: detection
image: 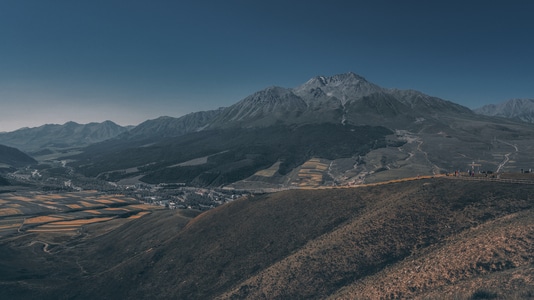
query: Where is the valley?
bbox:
[1,72,534,299]
[2,73,534,193]
[0,178,532,299]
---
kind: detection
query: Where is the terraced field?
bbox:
[0,190,160,237]
[294,158,330,187]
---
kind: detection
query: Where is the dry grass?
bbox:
[103,207,130,211]
[35,203,60,210]
[127,211,151,219]
[24,216,64,224]
[79,201,97,207]
[8,196,33,201]
[295,158,330,186]
[51,217,114,226]
[94,199,116,204]
[24,217,111,233]
[27,226,79,232]
[128,204,153,210]
[7,179,531,299]
[34,195,64,201]
[0,223,19,230]
[331,210,534,299]
[104,197,126,202]
[211,179,534,300]
[0,208,22,216]
[0,192,154,247]
[254,161,282,177]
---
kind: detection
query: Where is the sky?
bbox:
[1,0,533,132]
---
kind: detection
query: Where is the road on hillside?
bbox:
[495,140,519,173]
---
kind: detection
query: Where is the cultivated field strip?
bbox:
[296,158,330,187]
[0,191,156,236]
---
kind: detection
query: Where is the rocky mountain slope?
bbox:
[1,178,532,299]
[475,98,534,123]
[208,72,473,129]
[70,73,534,188]
[112,72,475,138]
[0,120,130,154]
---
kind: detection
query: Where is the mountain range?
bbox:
[1,73,534,299]
[0,120,130,154]
[65,73,534,188]
[127,72,472,133]
[1,73,533,188]
[475,98,534,123]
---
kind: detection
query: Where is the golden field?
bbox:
[0,191,156,236]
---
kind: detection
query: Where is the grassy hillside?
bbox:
[1,178,533,299]
[0,175,10,186]
[0,144,37,167]
[72,123,392,186]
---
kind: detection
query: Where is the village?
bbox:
[121,183,250,211]
[4,166,251,212]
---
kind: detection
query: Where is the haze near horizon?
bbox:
[1,0,533,132]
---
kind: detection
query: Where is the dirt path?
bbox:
[416,139,441,175]
[28,240,53,254]
[495,140,519,173]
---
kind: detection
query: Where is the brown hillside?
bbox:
[1,179,533,299]
[219,180,533,299]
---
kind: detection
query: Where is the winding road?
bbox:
[28,240,52,254]
[495,140,519,173]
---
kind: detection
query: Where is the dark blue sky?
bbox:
[1,0,533,131]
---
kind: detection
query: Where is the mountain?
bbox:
[70,73,534,188]
[0,144,37,168]
[208,72,473,129]
[2,178,533,299]
[122,109,224,140]
[128,73,473,137]
[389,89,473,115]
[209,86,311,127]
[0,121,131,154]
[293,72,384,104]
[475,98,534,123]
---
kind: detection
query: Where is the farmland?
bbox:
[0,190,160,238]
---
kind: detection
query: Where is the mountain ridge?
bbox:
[0,120,131,153]
[0,144,37,167]
[203,72,475,131]
[109,72,477,140]
[475,98,534,123]
[67,72,534,187]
